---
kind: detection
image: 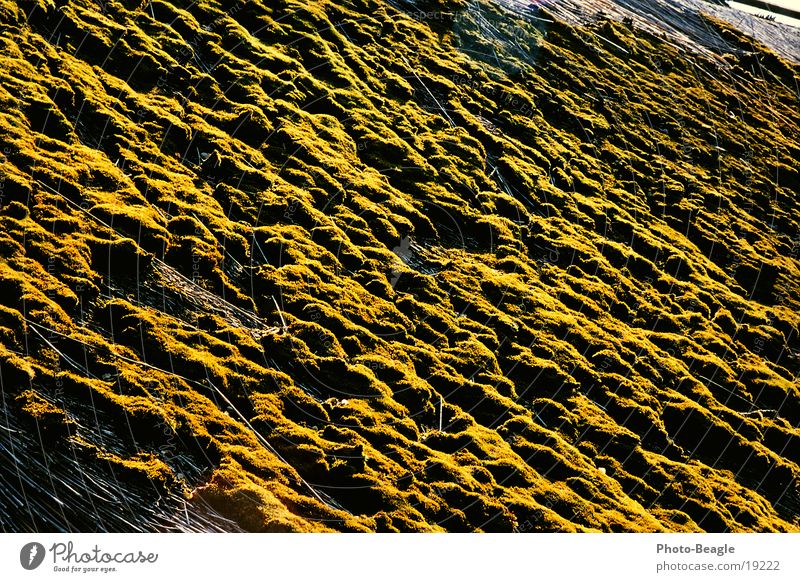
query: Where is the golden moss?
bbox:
[0,0,798,532]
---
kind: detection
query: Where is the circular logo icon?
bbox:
[20,542,46,570]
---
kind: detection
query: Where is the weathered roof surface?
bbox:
[1,0,798,532]
[498,0,800,62]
